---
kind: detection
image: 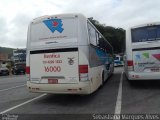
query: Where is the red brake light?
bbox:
[127,60,133,66]
[79,65,88,73]
[26,66,30,74]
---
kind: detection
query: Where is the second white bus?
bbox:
[26,13,114,94]
[124,22,160,80]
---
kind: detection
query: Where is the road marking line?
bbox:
[0,75,26,79]
[114,71,123,115]
[0,94,46,114]
[0,84,26,92]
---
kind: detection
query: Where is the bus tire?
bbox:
[102,71,105,85]
[100,71,104,89]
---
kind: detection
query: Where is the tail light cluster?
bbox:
[127,60,133,71]
[26,66,30,81]
[79,65,88,81]
[26,66,30,74]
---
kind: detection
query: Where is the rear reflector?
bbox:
[131,75,140,78]
[79,65,88,81]
[127,60,133,66]
[127,60,133,71]
[26,66,30,74]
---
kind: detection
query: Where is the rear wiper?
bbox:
[146,38,159,43]
[45,41,58,44]
[147,41,157,43]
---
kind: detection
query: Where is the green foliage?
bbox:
[1,18,125,54]
[0,47,14,59]
[6,64,11,69]
[88,17,125,54]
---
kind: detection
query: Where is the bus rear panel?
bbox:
[26,14,91,94]
[26,13,114,94]
[125,23,160,80]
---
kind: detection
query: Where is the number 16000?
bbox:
[44,66,61,72]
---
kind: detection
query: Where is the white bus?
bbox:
[114,54,124,67]
[26,13,114,94]
[124,22,160,80]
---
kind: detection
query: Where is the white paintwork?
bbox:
[124,22,160,80]
[26,13,113,94]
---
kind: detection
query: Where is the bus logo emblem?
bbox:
[68,57,74,65]
[43,19,64,33]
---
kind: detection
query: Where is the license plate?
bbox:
[151,68,160,72]
[48,79,58,84]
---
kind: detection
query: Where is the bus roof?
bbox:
[31,13,86,23]
[130,21,160,29]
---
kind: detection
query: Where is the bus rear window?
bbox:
[131,25,160,43]
[30,18,78,44]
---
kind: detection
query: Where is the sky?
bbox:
[0,0,160,48]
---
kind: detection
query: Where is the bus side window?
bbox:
[96,32,99,45]
[88,23,97,46]
[98,36,105,49]
[120,56,123,61]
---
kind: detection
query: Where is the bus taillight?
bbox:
[127,60,133,66]
[26,66,30,81]
[79,65,88,73]
[26,66,30,74]
[79,65,88,81]
[127,60,133,71]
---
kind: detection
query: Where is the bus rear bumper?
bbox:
[27,81,91,94]
[127,71,160,80]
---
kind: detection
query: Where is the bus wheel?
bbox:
[99,71,104,89]
[102,71,105,85]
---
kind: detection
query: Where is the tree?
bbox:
[88,17,125,54]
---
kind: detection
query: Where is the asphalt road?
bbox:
[0,67,160,120]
